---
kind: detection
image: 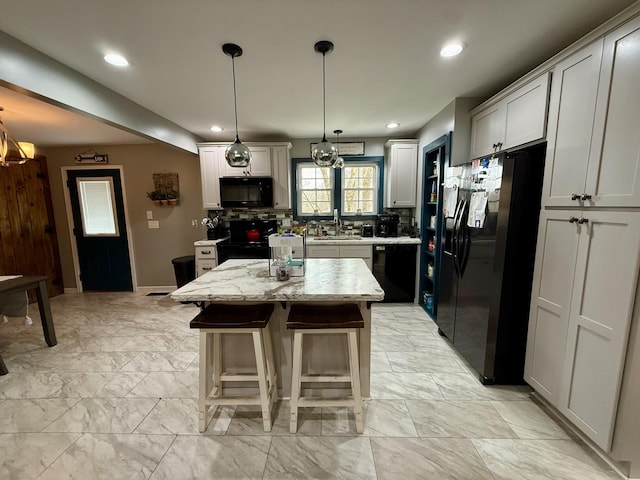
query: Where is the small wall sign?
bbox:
[310,141,365,156]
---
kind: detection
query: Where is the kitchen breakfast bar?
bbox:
[170,258,384,401]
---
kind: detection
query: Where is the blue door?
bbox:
[66,169,133,291]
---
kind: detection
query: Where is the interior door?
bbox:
[66,168,133,291]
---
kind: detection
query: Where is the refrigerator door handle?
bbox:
[451,200,465,275]
[459,220,471,277]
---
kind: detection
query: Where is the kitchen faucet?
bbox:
[333,209,342,235]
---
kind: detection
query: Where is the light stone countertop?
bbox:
[170,258,384,302]
[194,237,229,247]
[306,235,421,246]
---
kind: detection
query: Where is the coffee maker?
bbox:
[376,214,399,237]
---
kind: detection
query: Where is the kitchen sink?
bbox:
[313,236,362,241]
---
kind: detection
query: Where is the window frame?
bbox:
[292,156,384,221]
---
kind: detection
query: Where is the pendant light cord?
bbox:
[322,52,327,142]
[231,54,239,141]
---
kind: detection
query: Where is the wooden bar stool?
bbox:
[287,303,365,433]
[190,303,277,432]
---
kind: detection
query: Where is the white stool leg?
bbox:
[347,329,364,433]
[198,331,213,432]
[262,324,278,405]
[252,330,272,432]
[289,330,303,433]
[213,332,222,393]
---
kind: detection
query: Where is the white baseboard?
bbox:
[63,288,78,294]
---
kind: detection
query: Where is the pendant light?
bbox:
[332,129,344,169]
[222,43,251,168]
[0,107,35,167]
[311,40,338,167]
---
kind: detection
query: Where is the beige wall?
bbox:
[44,143,205,289]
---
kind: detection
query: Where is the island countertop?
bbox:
[171,258,384,303]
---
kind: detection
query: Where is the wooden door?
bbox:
[542,40,603,208]
[587,16,640,207]
[524,210,580,405]
[0,156,63,297]
[66,168,133,291]
[559,211,640,450]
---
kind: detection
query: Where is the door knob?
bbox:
[569,216,579,223]
[571,193,580,201]
[578,217,588,225]
[581,193,592,201]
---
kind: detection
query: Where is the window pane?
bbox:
[341,163,378,216]
[297,163,334,216]
[77,178,118,236]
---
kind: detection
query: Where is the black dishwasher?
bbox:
[373,244,417,302]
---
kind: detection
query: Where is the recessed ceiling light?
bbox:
[104,54,129,67]
[386,122,400,129]
[440,43,464,58]
[210,125,224,132]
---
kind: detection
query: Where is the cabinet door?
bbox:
[272,146,291,209]
[542,41,603,208]
[587,16,640,207]
[219,146,245,177]
[524,210,580,405]
[199,146,222,209]
[306,245,340,258]
[247,146,272,176]
[559,211,640,450]
[386,143,418,207]
[502,72,550,150]
[469,105,505,160]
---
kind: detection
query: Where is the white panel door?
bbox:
[502,72,550,150]
[587,16,640,207]
[470,105,505,160]
[199,146,222,209]
[559,211,640,450]
[524,210,580,404]
[247,146,272,176]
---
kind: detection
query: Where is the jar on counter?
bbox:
[276,256,290,281]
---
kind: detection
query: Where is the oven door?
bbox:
[217,244,270,264]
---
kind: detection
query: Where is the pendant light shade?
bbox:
[332,129,344,169]
[0,107,35,167]
[222,43,251,168]
[311,40,338,167]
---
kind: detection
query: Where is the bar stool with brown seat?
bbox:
[190,303,277,432]
[287,303,365,433]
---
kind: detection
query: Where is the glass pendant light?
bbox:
[311,40,338,167]
[332,129,344,169]
[222,43,251,168]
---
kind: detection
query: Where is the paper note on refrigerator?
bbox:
[443,187,458,218]
[468,192,488,228]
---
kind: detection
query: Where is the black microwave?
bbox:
[219,176,273,208]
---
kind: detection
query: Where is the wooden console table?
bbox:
[0,275,56,375]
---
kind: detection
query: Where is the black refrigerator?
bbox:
[436,143,545,384]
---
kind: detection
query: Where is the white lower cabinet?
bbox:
[306,244,372,271]
[195,246,217,277]
[525,209,640,450]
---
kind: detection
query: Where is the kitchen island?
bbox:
[171,258,384,397]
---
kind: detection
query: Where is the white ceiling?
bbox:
[0,0,636,148]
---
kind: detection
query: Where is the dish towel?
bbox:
[467,192,488,228]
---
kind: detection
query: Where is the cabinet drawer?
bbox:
[197,260,216,277]
[339,245,372,258]
[306,245,340,257]
[195,246,216,259]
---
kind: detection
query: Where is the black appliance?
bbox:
[437,143,545,384]
[361,224,374,237]
[373,244,417,302]
[376,214,399,237]
[217,219,277,264]
[220,177,273,208]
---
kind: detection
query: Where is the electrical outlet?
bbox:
[192,219,198,228]
[148,220,159,229]
[282,218,291,227]
[146,210,153,220]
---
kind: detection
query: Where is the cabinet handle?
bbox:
[202,250,211,254]
[578,217,588,225]
[569,216,579,223]
[203,267,212,271]
[580,193,592,201]
[571,193,580,201]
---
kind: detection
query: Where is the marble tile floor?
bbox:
[0,293,622,479]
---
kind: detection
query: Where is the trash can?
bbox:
[172,255,195,288]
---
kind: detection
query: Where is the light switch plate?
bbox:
[146,210,153,220]
[148,220,160,229]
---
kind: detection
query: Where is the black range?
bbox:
[217,219,277,264]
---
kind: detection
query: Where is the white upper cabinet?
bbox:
[470,73,550,160]
[271,145,291,209]
[199,144,223,209]
[544,16,640,208]
[219,145,272,177]
[384,140,418,208]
